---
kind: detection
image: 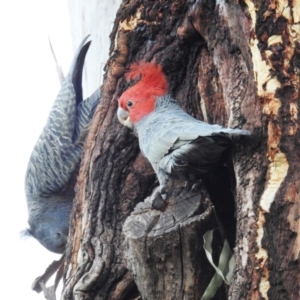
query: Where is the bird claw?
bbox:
[161,193,167,200]
[151,187,167,210]
[191,181,201,192]
[152,195,166,210]
[159,185,168,197]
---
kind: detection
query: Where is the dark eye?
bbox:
[127,100,134,108]
[55,232,62,238]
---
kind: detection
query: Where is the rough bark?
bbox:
[123,187,229,300]
[62,0,300,299]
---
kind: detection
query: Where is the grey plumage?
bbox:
[25,36,100,253]
[134,95,250,189]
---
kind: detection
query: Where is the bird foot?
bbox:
[191,181,201,192]
[159,185,168,200]
[151,187,167,210]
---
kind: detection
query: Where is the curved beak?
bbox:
[117,107,133,129]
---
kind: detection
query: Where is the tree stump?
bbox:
[123,187,227,300]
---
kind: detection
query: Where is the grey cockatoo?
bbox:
[117,62,250,196]
[25,35,100,253]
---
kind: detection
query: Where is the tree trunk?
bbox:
[62,0,300,299]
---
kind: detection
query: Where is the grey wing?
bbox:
[166,109,250,141]
[141,109,249,165]
[25,80,81,197]
[25,36,93,197]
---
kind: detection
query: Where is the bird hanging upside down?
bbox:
[25,36,100,253]
[117,61,250,200]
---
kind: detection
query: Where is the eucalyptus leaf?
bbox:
[200,229,235,300]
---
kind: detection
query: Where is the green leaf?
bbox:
[200,229,235,300]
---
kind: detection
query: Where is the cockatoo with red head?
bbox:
[117,62,250,197]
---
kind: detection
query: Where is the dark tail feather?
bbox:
[72,40,92,106]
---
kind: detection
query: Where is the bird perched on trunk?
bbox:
[117,61,250,198]
[25,36,100,253]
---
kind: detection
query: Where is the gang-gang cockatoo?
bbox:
[117,62,250,199]
[25,36,100,253]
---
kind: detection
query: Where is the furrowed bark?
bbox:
[62,0,300,299]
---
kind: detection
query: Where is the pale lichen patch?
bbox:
[119,9,142,31]
[241,235,249,266]
[199,94,208,123]
[262,96,281,118]
[244,0,257,30]
[290,102,298,122]
[197,60,210,123]
[267,35,283,46]
[275,0,289,16]
[256,210,265,252]
[247,24,282,96]
[260,153,289,212]
[264,50,273,58]
[291,24,300,36]
[256,210,270,300]
[259,273,271,300]
[249,38,272,96]
[282,5,292,21]
[265,78,281,93]
[292,0,300,23]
